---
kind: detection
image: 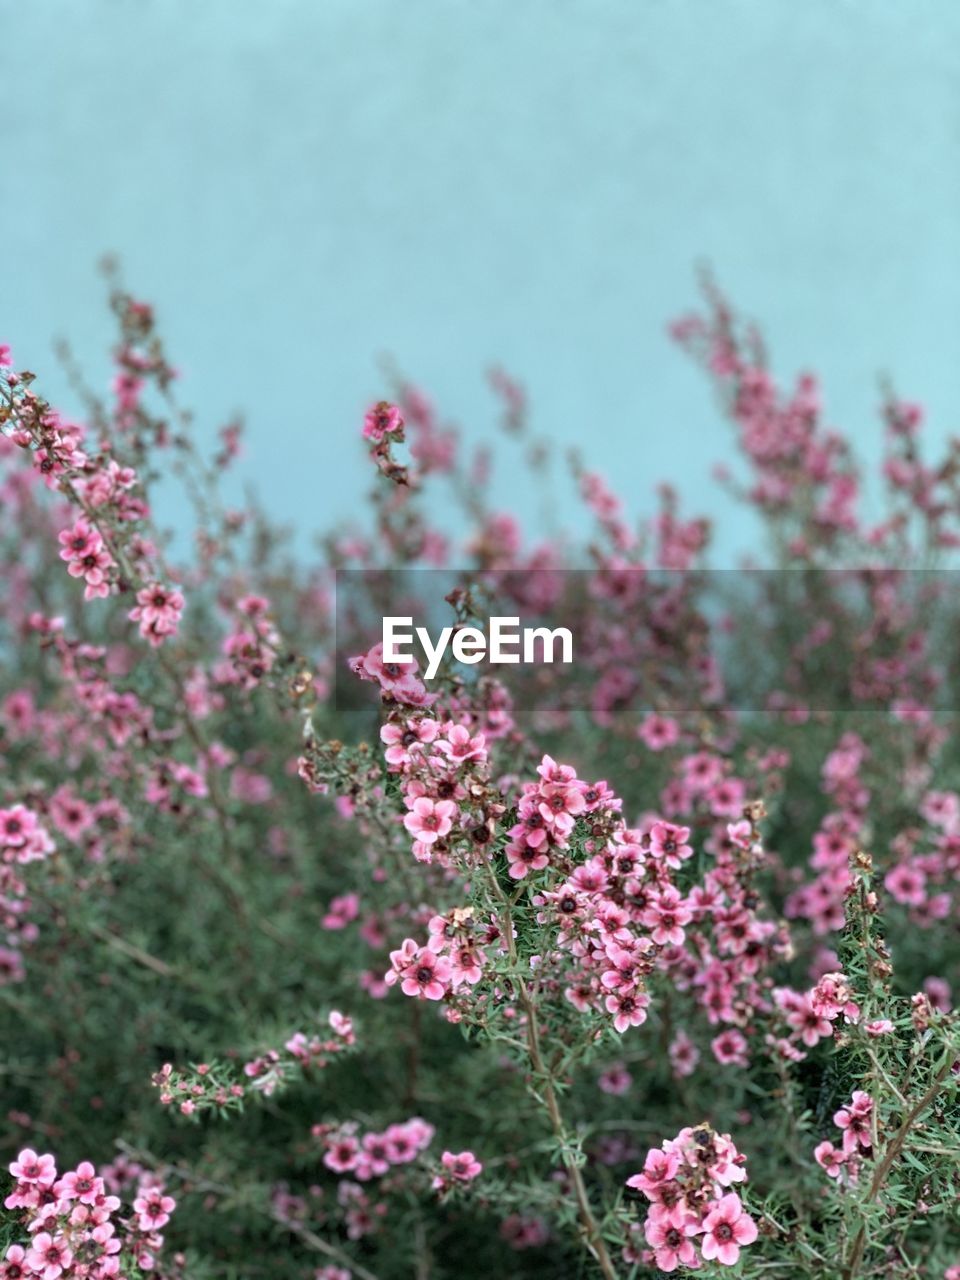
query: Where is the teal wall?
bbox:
[4,1,959,559]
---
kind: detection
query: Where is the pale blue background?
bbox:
[4,0,959,560]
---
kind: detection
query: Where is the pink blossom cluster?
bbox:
[316,1117,434,1181]
[814,1089,875,1183]
[127,583,185,648]
[0,806,55,986]
[781,732,960,938]
[625,1125,757,1271]
[151,1061,245,1118]
[214,594,280,691]
[384,907,491,1003]
[243,1011,356,1096]
[4,1148,176,1277]
[504,755,592,879]
[532,792,778,1044]
[57,519,115,602]
[769,970,859,1060]
[430,1150,483,1195]
[321,892,360,930]
[372,710,810,1050]
[350,642,436,710]
[672,285,860,549]
[499,1214,550,1251]
[386,713,490,862]
[333,1179,388,1242]
[1,337,184,655]
[153,1012,356,1113]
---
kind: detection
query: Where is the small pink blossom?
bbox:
[403,797,456,845]
[9,1149,56,1186]
[432,1150,483,1189]
[700,1193,758,1266]
[25,1233,73,1280]
[814,1140,846,1178]
[864,1018,895,1037]
[363,401,404,443]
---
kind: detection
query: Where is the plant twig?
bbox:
[842,1053,955,1280]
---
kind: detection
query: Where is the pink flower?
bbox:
[640,886,692,946]
[434,723,487,765]
[699,1193,758,1266]
[449,942,484,986]
[923,976,951,1012]
[644,1207,698,1272]
[352,642,435,706]
[55,1160,102,1204]
[834,1091,874,1155]
[380,717,438,768]
[725,818,754,851]
[638,714,680,752]
[363,401,404,443]
[382,1119,433,1164]
[598,1062,632,1096]
[386,939,452,1001]
[785,992,834,1047]
[511,797,551,849]
[626,1148,679,1199]
[322,893,360,930]
[707,776,746,818]
[864,1018,894,1037]
[506,840,550,880]
[499,1212,550,1250]
[324,1134,360,1173]
[884,862,927,907]
[814,1140,846,1178]
[361,1131,392,1177]
[605,989,650,1033]
[133,1185,176,1230]
[537,781,586,836]
[810,972,854,1020]
[0,806,54,863]
[9,1148,56,1186]
[57,518,114,600]
[711,1029,749,1067]
[328,1010,355,1042]
[403,797,456,845]
[49,786,94,842]
[0,1245,27,1280]
[25,1233,73,1280]
[682,751,723,792]
[128,582,185,646]
[648,821,693,867]
[433,1150,483,1188]
[669,1030,700,1078]
[919,789,959,831]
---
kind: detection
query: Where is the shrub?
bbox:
[0,275,957,1278]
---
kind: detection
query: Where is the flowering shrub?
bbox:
[0,273,957,1277]
[3,1147,179,1277]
